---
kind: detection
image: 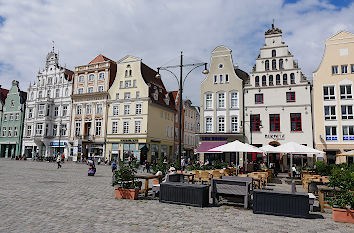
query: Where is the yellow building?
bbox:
[105,56,176,163]
[313,31,354,164]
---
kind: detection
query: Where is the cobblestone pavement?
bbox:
[0,160,353,233]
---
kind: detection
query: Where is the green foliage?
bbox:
[329,166,354,209]
[112,161,141,189]
[315,161,331,176]
[152,156,169,176]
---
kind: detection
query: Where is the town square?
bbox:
[0,0,353,232]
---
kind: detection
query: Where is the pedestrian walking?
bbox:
[56,156,62,169]
[181,157,186,171]
[146,161,151,173]
[142,160,146,172]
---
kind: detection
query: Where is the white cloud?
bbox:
[0,0,353,104]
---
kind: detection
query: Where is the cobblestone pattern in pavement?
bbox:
[0,160,353,233]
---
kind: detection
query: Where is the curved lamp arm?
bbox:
[182,63,205,86]
[159,67,179,85]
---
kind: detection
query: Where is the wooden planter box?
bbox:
[115,188,139,200]
[332,208,354,224]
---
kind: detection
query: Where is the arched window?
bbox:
[255,76,260,86]
[272,59,276,70]
[99,73,105,80]
[279,59,284,70]
[265,60,269,70]
[39,91,43,99]
[290,73,295,84]
[129,70,132,76]
[276,74,281,85]
[272,50,276,57]
[125,70,128,77]
[262,75,267,86]
[269,75,273,86]
[283,74,288,85]
[65,88,68,97]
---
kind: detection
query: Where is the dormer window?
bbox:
[154,90,158,100]
[164,98,170,105]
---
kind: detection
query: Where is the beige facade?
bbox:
[313,31,354,164]
[198,45,248,164]
[105,56,176,163]
[183,100,200,157]
[70,54,117,159]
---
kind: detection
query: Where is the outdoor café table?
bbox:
[176,172,196,183]
[317,185,341,213]
[135,173,162,197]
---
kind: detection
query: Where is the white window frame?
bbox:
[231,116,238,133]
[55,89,60,98]
[98,86,104,92]
[86,104,92,115]
[205,93,212,109]
[332,65,338,75]
[36,123,43,136]
[78,88,84,94]
[96,104,103,114]
[123,121,129,134]
[26,125,32,137]
[113,105,119,116]
[218,116,225,132]
[54,106,59,117]
[53,124,58,136]
[135,103,142,115]
[325,126,337,141]
[217,92,225,109]
[61,124,67,136]
[323,86,335,100]
[124,104,130,115]
[38,105,45,117]
[2,127,6,136]
[112,121,118,134]
[205,117,212,133]
[98,72,105,80]
[341,65,348,74]
[62,105,67,116]
[341,105,353,120]
[324,106,336,120]
[76,105,82,115]
[125,80,131,88]
[95,121,102,136]
[88,74,95,82]
[230,92,238,109]
[343,125,354,140]
[75,122,81,137]
[88,86,94,93]
[78,75,84,83]
[124,92,131,99]
[340,85,352,99]
[135,120,141,134]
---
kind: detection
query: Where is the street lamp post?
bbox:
[156,51,208,168]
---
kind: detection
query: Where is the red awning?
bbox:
[196,141,227,153]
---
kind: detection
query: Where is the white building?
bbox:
[244,24,313,169]
[22,47,74,158]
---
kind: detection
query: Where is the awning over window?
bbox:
[196,141,227,153]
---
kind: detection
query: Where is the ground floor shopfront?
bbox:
[22,139,70,159]
[105,138,174,164]
[0,142,22,158]
[315,143,354,164]
[69,139,105,161]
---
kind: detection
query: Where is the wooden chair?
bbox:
[212,170,221,179]
[193,170,200,183]
[200,171,211,184]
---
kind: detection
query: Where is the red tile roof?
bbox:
[0,88,9,104]
[88,54,114,64]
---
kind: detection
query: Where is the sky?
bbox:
[0,0,353,105]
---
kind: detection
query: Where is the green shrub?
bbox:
[329,166,354,209]
[315,161,331,176]
[112,161,141,189]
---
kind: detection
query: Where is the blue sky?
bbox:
[0,0,353,104]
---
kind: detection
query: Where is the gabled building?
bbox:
[70,54,117,159]
[0,86,9,126]
[22,47,74,158]
[105,56,176,163]
[0,81,27,158]
[198,45,248,164]
[313,31,354,164]
[244,24,313,169]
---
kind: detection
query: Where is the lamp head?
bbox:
[202,63,209,74]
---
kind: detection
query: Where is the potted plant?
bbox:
[329,165,354,223]
[112,161,141,200]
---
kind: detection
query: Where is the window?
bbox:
[324,106,336,120]
[351,64,354,73]
[205,117,212,132]
[136,91,140,98]
[272,49,276,57]
[125,81,131,88]
[112,121,118,134]
[343,126,354,140]
[290,73,295,84]
[36,123,43,135]
[262,75,267,86]
[98,86,104,92]
[88,87,94,93]
[39,91,43,99]
[54,106,59,117]
[96,104,102,114]
[28,108,33,119]
[14,127,18,137]
[323,86,335,100]
[55,89,60,98]
[15,113,19,120]
[276,74,281,85]
[269,75,273,86]
[135,103,142,114]
[75,122,81,137]
[62,106,67,116]
[78,88,84,94]
[332,66,338,75]
[220,75,223,83]
[125,70,128,77]
[255,94,263,104]
[8,127,12,137]
[76,105,82,115]
[341,105,353,119]
[325,126,337,141]
[123,121,129,134]
[2,127,6,136]
[99,73,105,80]
[250,114,261,132]
[120,81,123,88]
[214,75,217,83]
[265,60,269,70]
[9,114,13,121]
[10,100,14,107]
[225,74,229,82]
[217,93,225,108]
[279,59,284,70]
[124,92,131,99]
[129,70,132,77]
[230,92,238,108]
[341,65,348,74]
[283,74,288,85]
[218,64,223,69]
[218,117,225,132]
[113,105,119,116]
[272,59,276,70]
[78,75,84,83]
[231,116,238,132]
[38,104,45,116]
[88,74,95,81]
[290,113,302,131]
[133,80,137,87]
[205,93,212,109]
[286,92,295,102]
[95,121,102,136]
[269,114,280,131]
[65,88,68,97]
[53,124,57,136]
[340,85,352,99]
[86,104,92,115]
[124,104,130,115]
[26,125,32,137]
[255,76,260,86]
[115,93,120,100]
[135,121,141,133]
[61,124,67,136]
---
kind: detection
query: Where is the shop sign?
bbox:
[50,142,67,146]
[265,134,285,140]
